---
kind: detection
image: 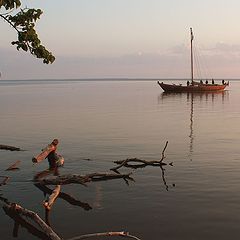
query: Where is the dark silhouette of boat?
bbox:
[158,28,229,93]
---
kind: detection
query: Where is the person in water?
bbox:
[32,138,64,169]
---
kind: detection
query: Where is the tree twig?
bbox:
[160,141,168,162]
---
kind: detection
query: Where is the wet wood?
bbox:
[37,172,133,185]
[111,141,169,171]
[32,144,55,163]
[3,203,61,240]
[66,231,141,240]
[5,160,21,171]
[43,185,61,210]
[35,184,92,210]
[0,176,10,186]
[111,158,167,170]
[0,144,21,151]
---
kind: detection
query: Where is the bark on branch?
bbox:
[43,185,61,210]
[35,184,92,210]
[36,172,133,186]
[2,203,61,240]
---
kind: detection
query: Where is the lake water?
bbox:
[0,79,240,240]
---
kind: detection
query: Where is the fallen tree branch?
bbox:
[35,184,92,210]
[5,160,21,171]
[2,203,61,240]
[3,207,51,240]
[66,231,141,240]
[111,141,169,171]
[43,185,61,211]
[36,172,133,186]
[0,144,22,151]
[111,158,167,170]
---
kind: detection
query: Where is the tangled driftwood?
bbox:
[3,202,61,240]
[2,199,141,240]
[111,141,169,171]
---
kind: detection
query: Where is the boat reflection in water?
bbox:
[158,91,229,160]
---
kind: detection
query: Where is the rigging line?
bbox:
[193,45,202,80]
[195,41,213,79]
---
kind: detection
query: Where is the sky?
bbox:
[1,0,240,80]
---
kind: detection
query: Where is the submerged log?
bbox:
[0,144,21,151]
[37,172,133,186]
[5,160,21,171]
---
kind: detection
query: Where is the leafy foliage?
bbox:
[0,0,55,64]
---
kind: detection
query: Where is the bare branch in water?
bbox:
[36,172,133,185]
[66,231,141,240]
[5,160,21,171]
[0,144,22,151]
[0,176,10,186]
[34,184,92,210]
[2,202,61,240]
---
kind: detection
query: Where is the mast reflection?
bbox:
[159,91,229,160]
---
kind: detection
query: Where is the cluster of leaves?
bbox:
[0,0,55,64]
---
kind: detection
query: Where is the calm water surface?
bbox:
[0,79,240,240]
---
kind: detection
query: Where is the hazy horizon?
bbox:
[1,0,240,80]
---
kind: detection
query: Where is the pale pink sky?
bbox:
[1,0,240,79]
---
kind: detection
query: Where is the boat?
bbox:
[157,28,229,92]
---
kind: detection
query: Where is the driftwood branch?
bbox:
[0,144,22,151]
[2,203,61,240]
[5,160,21,171]
[111,158,167,170]
[37,172,133,186]
[111,141,169,171]
[2,200,139,240]
[43,185,61,210]
[35,184,92,210]
[0,176,10,186]
[66,231,141,240]
[4,208,51,240]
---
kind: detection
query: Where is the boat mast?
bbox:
[190,28,194,83]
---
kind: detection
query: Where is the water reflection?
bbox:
[158,91,229,160]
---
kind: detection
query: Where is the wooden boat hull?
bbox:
[158,81,228,92]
